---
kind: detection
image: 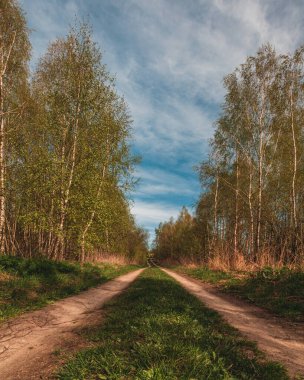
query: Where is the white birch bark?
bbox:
[0,31,16,254]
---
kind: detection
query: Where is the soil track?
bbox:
[162,268,304,377]
[0,268,144,380]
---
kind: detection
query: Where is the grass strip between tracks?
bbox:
[57,268,288,380]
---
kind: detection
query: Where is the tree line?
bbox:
[154,44,304,269]
[0,0,148,262]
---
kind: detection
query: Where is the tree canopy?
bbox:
[0,2,148,263]
[154,45,304,269]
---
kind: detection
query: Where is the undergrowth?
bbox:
[0,255,137,322]
[175,266,304,321]
[57,268,288,380]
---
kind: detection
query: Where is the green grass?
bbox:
[175,266,304,321]
[174,265,234,284]
[0,255,138,322]
[57,268,288,380]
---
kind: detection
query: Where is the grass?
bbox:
[174,266,304,321]
[174,265,234,284]
[57,268,288,380]
[0,255,138,322]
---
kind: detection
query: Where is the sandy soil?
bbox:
[0,268,144,380]
[162,268,304,378]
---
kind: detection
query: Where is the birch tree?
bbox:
[29,23,138,260]
[0,0,30,254]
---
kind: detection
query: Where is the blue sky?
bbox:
[20,0,304,241]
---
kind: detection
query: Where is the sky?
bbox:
[20,0,304,242]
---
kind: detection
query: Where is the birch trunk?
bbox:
[80,163,106,262]
[256,91,266,257]
[0,74,5,254]
[290,85,297,230]
[248,166,254,257]
[213,173,219,244]
[233,151,239,260]
[256,132,263,256]
[80,125,110,262]
[54,85,81,260]
[0,31,16,254]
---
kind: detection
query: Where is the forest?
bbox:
[154,44,304,270]
[0,0,148,263]
[0,2,303,379]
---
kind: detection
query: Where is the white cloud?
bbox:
[135,167,198,197]
[213,0,303,54]
[131,200,180,225]
[102,0,304,171]
[130,200,183,243]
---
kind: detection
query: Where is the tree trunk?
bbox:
[213,172,219,244]
[80,127,110,262]
[256,134,263,256]
[290,84,298,233]
[248,166,254,258]
[256,91,266,257]
[0,31,16,255]
[54,85,81,260]
[0,74,5,254]
[233,151,239,261]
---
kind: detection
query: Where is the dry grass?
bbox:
[92,252,138,266]
[206,246,304,272]
[0,272,17,281]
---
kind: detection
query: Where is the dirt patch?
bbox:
[0,268,144,380]
[162,268,304,378]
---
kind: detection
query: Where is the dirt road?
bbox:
[162,268,304,377]
[0,268,144,380]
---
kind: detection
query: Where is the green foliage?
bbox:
[0,2,148,263]
[0,255,78,276]
[0,0,31,254]
[196,44,304,266]
[57,269,288,380]
[23,22,143,261]
[153,207,205,263]
[0,255,137,322]
[155,44,304,268]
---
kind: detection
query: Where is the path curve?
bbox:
[0,268,145,380]
[162,268,304,377]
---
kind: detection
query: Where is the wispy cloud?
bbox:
[131,200,180,225]
[135,167,198,197]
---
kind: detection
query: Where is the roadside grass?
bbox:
[174,265,234,284]
[174,266,304,321]
[57,268,288,380]
[0,255,138,322]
